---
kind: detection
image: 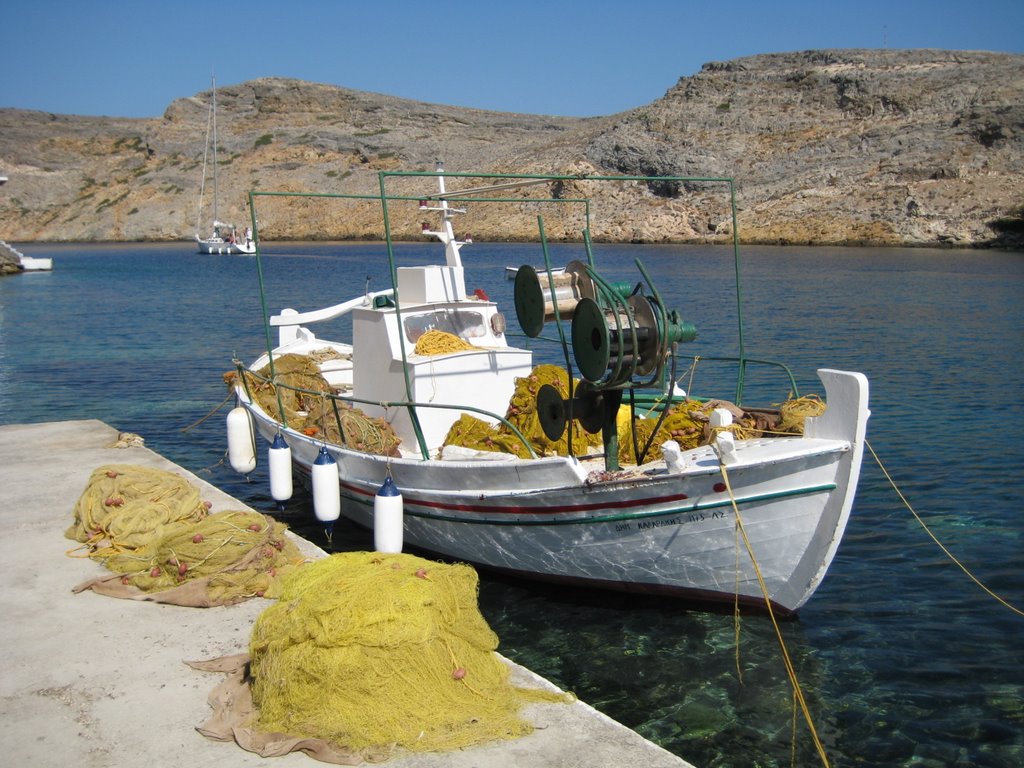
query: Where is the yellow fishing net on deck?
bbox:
[440,364,603,458]
[616,398,714,465]
[226,353,402,457]
[776,393,827,433]
[67,465,306,606]
[303,398,402,457]
[249,552,572,756]
[439,362,827,465]
[231,353,334,427]
[414,329,476,355]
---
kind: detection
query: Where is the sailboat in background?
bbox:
[194,77,254,255]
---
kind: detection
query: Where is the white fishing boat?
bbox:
[194,77,254,255]
[228,167,870,615]
[505,264,564,279]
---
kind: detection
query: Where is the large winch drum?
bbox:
[571,295,697,385]
[514,261,636,339]
[513,260,596,338]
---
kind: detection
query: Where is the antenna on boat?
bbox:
[419,161,468,268]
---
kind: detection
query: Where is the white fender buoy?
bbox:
[268,433,293,506]
[714,430,737,466]
[661,439,685,473]
[374,474,404,554]
[312,446,341,524]
[226,406,257,475]
[710,407,737,465]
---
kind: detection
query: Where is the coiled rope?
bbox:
[867,440,1024,619]
[414,329,476,355]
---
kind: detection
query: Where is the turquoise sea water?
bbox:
[1,241,1022,767]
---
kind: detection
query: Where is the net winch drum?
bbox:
[571,294,697,386]
[512,260,631,338]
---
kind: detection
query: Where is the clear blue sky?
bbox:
[2,0,1021,118]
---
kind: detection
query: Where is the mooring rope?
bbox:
[720,461,832,768]
[867,440,1024,619]
[181,391,234,433]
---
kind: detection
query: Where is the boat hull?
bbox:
[20,256,53,271]
[197,237,255,255]
[243,369,868,614]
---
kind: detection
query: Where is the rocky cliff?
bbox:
[1,49,1021,247]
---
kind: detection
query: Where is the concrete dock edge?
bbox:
[0,420,695,768]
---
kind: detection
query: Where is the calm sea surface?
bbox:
[2,241,1022,767]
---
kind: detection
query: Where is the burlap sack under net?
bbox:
[191,552,572,763]
[67,464,306,607]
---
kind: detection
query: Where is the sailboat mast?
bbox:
[211,76,219,227]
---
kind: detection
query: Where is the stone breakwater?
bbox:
[0,48,1021,247]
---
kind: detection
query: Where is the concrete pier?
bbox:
[0,420,695,768]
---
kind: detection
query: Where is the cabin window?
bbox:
[404,310,487,343]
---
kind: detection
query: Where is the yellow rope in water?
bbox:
[734,523,743,685]
[721,462,831,768]
[867,440,1024,619]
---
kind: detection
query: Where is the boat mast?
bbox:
[211,76,219,228]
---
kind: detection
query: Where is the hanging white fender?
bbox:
[374,475,404,554]
[312,446,341,523]
[268,433,293,504]
[226,406,256,474]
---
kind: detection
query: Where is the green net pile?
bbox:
[66,465,305,604]
[249,551,571,756]
[236,353,333,425]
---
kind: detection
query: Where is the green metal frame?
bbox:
[241,170,804,464]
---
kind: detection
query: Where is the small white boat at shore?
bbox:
[0,239,53,271]
[20,255,53,271]
[228,167,870,615]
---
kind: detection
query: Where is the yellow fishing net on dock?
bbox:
[247,552,571,757]
[67,465,306,606]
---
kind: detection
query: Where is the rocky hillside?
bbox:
[1,49,1021,247]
